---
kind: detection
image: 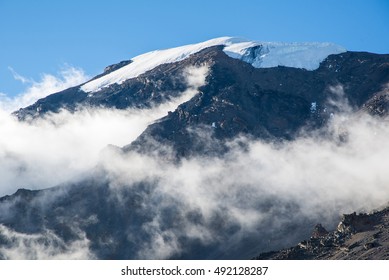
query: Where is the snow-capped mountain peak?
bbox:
[81,37,346,93]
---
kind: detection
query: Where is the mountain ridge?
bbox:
[2,37,389,259]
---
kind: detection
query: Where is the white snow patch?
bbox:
[310,102,317,113]
[81,37,346,93]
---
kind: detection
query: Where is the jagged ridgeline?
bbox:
[1,37,389,259]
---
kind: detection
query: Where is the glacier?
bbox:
[81,37,346,93]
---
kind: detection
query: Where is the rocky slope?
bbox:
[128,49,389,158]
[255,206,389,260]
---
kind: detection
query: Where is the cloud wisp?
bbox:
[0,66,89,113]
[0,224,93,260]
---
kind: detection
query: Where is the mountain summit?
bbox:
[80,37,346,93]
[15,37,346,121]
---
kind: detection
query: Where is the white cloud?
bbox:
[0,65,89,113]
[0,224,94,260]
[8,67,32,84]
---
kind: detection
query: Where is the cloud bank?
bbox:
[99,110,389,259]
[0,65,209,197]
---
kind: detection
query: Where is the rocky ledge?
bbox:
[255,206,389,260]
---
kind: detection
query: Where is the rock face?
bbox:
[2,40,389,259]
[255,206,389,260]
[103,60,132,75]
[127,50,389,158]
[311,224,329,239]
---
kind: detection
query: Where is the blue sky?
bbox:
[1,0,388,97]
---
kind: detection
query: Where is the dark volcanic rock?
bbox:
[255,206,389,260]
[127,50,389,158]
[362,90,389,116]
[311,224,329,239]
[103,60,132,75]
